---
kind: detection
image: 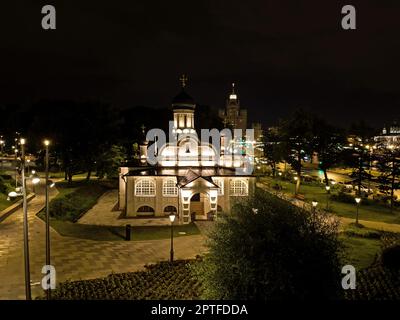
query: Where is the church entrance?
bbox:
[190,193,208,220]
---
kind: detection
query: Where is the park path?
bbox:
[0,186,206,300]
[78,190,171,226]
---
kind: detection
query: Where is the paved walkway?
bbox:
[0,187,206,300]
[78,190,171,226]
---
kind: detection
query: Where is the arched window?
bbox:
[230,179,248,196]
[135,179,156,196]
[164,206,177,214]
[137,206,155,214]
[212,178,224,195]
[163,179,178,196]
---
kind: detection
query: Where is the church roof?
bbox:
[176,169,219,187]
[172,89,195,108]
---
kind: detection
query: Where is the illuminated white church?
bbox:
[119,77,255,224]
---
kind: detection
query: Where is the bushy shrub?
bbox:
[0,175,13,194]
[343,224,382,239]
[381,245,400,270]
[0,176,8,194]
[39,259,202,300]
[331,192,373,206]
[194,189,343,300]
[331,192,356,204]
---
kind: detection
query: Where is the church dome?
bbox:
[172,74,195,109]
[172,89,195,105]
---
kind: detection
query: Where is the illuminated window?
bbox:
[212,178,224,195]
[135,179,156,196]
[230,179,248,196]
[163,179,178,196]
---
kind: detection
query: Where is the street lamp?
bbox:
[44,139,51,299]
[325,185,331,211]
[355,197,361,225]
[0,138,4,155]
[169,213,176,263]
[26,159,31,174]
[20,138,32,300]
[293,176,298,195]
[312,200,318,220]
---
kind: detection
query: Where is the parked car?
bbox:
[320,178,337,184]
[303,174,319,183]
[354,185,373,194]
[338,181,353,190]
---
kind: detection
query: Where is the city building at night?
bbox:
[374,120,400,148]
[119,79,256,224]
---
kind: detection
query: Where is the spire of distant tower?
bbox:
[229,82,237,100]
[180,74,188,89]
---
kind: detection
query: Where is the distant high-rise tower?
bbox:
[219,83,247,130]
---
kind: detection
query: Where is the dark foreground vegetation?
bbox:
[40,260,202,300]
[38,189,400,300]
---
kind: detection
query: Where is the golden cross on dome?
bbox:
[180,74,188,88]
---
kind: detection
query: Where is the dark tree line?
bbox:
[0,100,222,182]
[263,109,399,207]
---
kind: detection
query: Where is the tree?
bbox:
[96,145,125,179]
[312,119,346,188]
[263,127,284,177]
[29,100,122,182]
[279,109,314,195]
[194,189,343,300]
[376,144,400,213]
[348,120,375,145]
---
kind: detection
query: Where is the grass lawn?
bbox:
[0,173,17,211]
[48,220,201,241]
[0,193,17,211]
[260,177,400,225]
[340,234,381,269]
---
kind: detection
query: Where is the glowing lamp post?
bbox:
[0,138,4,155]
[44,139,51,299]
[325,185,331,211]
[312,200,318,222]
[20,138,32,300]
[169,213,176,263]
[293,176,298,195]
[355,197,361,224]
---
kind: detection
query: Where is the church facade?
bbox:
[118,78,256,224]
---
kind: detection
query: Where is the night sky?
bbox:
[1,0,400,128]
